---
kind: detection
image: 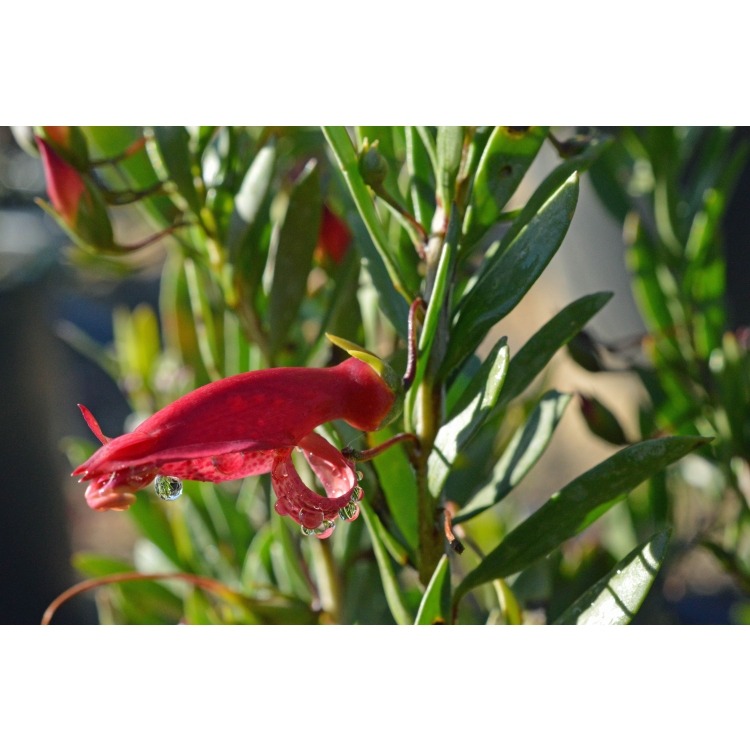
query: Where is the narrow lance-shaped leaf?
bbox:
[491,292,614,416]
[428,337,510,498]
[455,391,571,524]
[485,136,611,268]
[405,126,435,231]
[462,126,549,249]
[443,173,579,377]
[415,554,451,625]
[83,126,178,227]
[337,187,410,340]
[268,160,322,353]
[454,435,709,602]
[436,127,464,209]
[368,424,419,550]
[227,141,276,253]
[151,126,202,215]
[322,126,413,299]
[414,205,459,383]
[360,499,412,625]
[555,530,671,625]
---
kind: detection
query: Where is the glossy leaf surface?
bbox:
[444,173,579,375]
[555,530,670,624]
[455,391,571,523]
[463,126,548,247]
[361,499,412,625]
[455,436,708,600]
[415,554,450,624]
[428,338,509,497]
[493,292,613,414]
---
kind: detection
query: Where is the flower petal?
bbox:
[271,432,357,529]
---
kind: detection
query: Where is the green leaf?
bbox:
[129,492,182,569]
[360,498,412,625]
[83,126,178,227]
[463,126,549,248]
[415,554,451,624]
[271,513,314,604]
[455,390,571,524]
[436,127,465,208]
[454,436,708,601]
[341,197,410,340]
[268,159,322,353]
[492,292,614,414]
[555,530,671,624]
[369,424,419,550]
[227,141,276,253]
[151,126,202,215]
[413,204,460,388]
[427,337,510,498]
[405,126,435,232]
[72,553,183,624]
[322,126,413,299]
[444,173,580,376]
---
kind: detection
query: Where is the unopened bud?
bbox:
[36,137,114,251]
[38,126,90,172]
[358,139,388,190]
[315,205,351,265]
[579,394,628,445]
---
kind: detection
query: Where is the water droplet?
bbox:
[338,501,360,522]
[314,519,335,539]
[154,475,182,501]
[350,486,364,502]
[279,465,288,478]
[211,453,244,474]
[299,508,324,530]
[274,500,289,516]
[356,470,364,481]
[301,526,316,536]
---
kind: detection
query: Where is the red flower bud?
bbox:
[74,355,400,535]
[37,137,87,226]
[40,126,90,171]
[36,137,114,250]
[315,206,352,265]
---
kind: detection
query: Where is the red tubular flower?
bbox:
[74,344,403,536]
[315,205,352,265]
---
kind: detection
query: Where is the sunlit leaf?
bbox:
[555,530,670,625]
[455,390,571,523]
[415,554,451,624]
[360,499,412,625]
[444,173,579,376]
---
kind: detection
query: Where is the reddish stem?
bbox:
[402,297,425,391]
[342,432,418,462]
[41,571,244,625]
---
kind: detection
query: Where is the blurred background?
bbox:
[2,125,748,624]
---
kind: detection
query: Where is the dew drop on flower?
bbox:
[299,508,324,530]
[301,526,316,536]
[211,453,244,474]
[154,475,183,501]
[314,519,335,539]
[338,501,360,522]
[356,470,364,481]
[350,486,364,502]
